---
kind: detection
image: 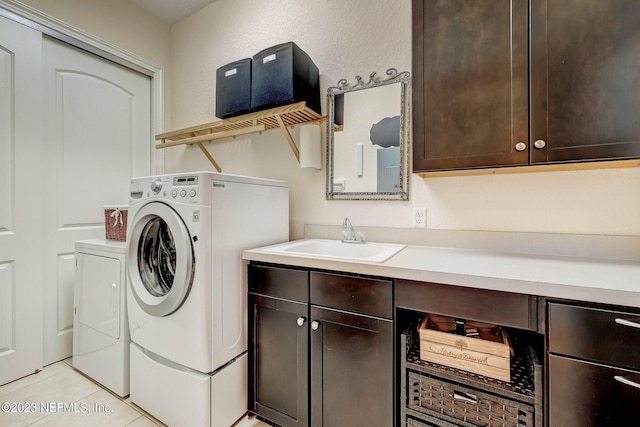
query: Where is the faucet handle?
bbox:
[356,230,366,243]
[342,217,353,238]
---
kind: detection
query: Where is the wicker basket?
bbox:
[407,371,533,427]
[104,205,128,242]
[401,331,543,427]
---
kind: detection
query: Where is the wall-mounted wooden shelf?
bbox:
[155,102,324,172]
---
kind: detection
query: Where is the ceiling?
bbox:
[130,0,218,24]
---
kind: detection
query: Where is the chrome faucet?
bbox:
[341,217,365,243]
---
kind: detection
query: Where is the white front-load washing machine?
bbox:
[126,172,288,427]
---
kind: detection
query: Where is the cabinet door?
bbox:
[412,0,529,172]
[531,0,640,163]
[549,354,640,427]
[249,294,308,427]
[310,306,393,427]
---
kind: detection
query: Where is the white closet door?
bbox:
[41,37,151,365]
[0,16,45,385]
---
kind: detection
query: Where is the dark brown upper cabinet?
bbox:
[531,0,640,164]
[412,0,529,172]
[413,0,640,173]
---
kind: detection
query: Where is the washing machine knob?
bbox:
[151,178,163,194]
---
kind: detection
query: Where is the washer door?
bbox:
[127,202,194,316]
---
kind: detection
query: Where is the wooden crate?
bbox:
[418,314,511,382]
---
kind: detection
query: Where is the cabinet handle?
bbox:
[311,320,320,331]
[533,139,546,149]
[615,318,640,329]
[514,142,527,152]
[296,317,306,327]
[453,391,478,404]
[614,375,640,390]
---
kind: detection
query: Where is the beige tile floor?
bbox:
[0,358,269,427]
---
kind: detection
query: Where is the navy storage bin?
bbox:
[251,42,320,114]
[216,58,252,119]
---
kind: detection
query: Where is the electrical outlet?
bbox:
[412,207,426,228]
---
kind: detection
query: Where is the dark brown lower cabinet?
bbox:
[249,264,394,427]
[548,354,640,427]
[249,294,309,427]
[310,306,393,427]
[548,301,640,426]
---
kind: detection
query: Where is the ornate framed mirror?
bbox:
[325,68,410,200]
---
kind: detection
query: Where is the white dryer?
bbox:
[73,239,129,397]
[126,172,288,427]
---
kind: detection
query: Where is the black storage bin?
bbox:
[216,58,252,119]
[251,42,320,114]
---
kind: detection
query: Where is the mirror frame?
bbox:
[325,68,411,201]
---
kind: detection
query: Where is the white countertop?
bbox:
[243,240,640,308]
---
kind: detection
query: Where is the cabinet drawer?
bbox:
[249,264,308,302]
[549,354,640,427]
[396,279,536,330]
[310,272,392,319]
[548,302,640,369]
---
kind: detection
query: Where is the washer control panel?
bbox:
[130,174,202,204]
[171,176,198,201]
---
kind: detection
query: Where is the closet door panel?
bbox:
[41,37,151,364]
[0,15,44,386]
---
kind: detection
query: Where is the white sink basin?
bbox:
[265,239,406,263]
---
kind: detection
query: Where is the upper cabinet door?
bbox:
[530,0,640,164]
[412,0,529,172]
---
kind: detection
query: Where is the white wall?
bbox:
[166,0,418,238]
[18,0,640,240]
[166,0,640,239]
[18,0,172,126]
[18,0,170,64]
